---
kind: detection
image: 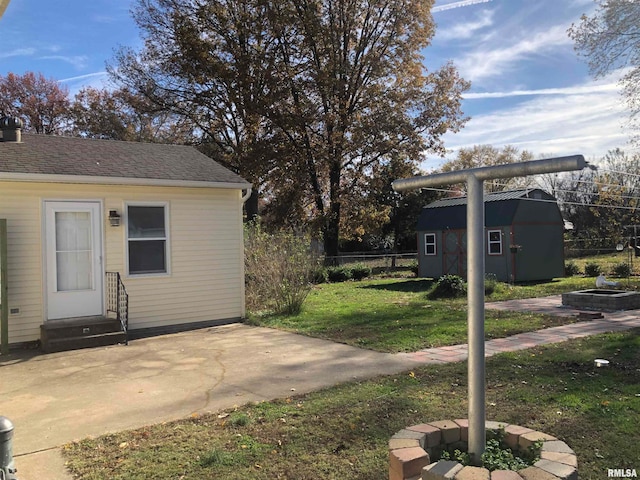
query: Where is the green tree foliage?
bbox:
[0,72,71,134]
[569,0,640,136]
[109,0,470,257]
[437,145,535,193]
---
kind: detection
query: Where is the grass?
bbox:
[247,276,614,353]
[567,251,640,277]
[63,329,640,480]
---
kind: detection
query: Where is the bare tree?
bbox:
[437,145,535,193]
[569,0,640,135]
[109,0,470,257]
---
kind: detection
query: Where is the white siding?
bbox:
[0,181,245,344]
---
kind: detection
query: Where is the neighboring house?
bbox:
[0,117,251,351]
[416,189,565,283]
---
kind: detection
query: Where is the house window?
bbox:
[487,230,502,255]
[127,204,169,275]
[424,233,437,256]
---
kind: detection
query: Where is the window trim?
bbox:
[125,202,171,277]
[487,229,503,256]
[424,233,437,256]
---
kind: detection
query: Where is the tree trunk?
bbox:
[323,163,342,264]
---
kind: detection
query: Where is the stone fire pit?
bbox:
[561,289,640,311]
[389,419,577,480]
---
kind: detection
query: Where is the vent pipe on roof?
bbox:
[0,117,23,143]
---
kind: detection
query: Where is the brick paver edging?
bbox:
[389,420,578,480]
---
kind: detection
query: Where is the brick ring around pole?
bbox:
[389,419,577,480]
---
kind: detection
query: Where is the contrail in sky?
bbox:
[432,0,493,13]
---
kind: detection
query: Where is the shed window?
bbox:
[127,204,169,275]
[424,233,437,256]
[487,230,502,255]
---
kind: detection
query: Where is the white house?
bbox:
[0,118,251,352]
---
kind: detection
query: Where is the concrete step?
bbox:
[41,316,122,340]
[40,316,126,353]
[42,331,127,354]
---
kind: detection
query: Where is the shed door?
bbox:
[443,230,467,277]
[45,201,103,320]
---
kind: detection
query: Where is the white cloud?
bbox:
[455,25,572,81]
[59,71,108,84]
[39,55,89,70]
[421,76,637,170]
[436,9,494,41]
[433,0,493,13]
[464,82,620,99]
[0,47,35,59]
[59,71,110,95]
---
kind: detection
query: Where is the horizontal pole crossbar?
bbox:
[392,155,587,192]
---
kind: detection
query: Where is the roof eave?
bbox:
[0,172,251,190]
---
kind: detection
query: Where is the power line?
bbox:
[420,186,640,212]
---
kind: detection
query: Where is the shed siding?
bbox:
[0,181,245,344]
[485,227,510,282]
[417,231,443,278]
[512,223,564,281]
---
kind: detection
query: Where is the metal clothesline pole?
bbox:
[392,155,587,465]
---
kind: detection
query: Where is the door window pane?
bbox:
[55,212,92,291]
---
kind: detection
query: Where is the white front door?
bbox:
[45,201,103,320]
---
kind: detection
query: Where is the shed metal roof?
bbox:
[424,189,555,208]
[0,133,249,188]
[417,188,558,230]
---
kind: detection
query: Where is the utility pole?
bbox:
[393,155,587,465]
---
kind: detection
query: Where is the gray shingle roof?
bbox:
[0,133,249,187]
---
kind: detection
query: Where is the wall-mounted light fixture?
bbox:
[108,210,121,227]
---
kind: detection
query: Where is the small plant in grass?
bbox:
[428,274,467,299]
[585,262,601,277]
[485,273,499,295]
[565,261,581,276]
[612,262,631,277]
[200,448,235,467]
[327,266,353,282]
[409,260,419,276]
[350,263,372,280]
[228,413,250,427]
[312,266,329,284]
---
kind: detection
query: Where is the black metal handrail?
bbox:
[106,271,129,345]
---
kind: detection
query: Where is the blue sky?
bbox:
[0,0,636,170]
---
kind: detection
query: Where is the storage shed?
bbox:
[0,118,251,352]
[416,189,565,282]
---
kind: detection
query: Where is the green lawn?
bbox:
[567,251,639,276]
[63,329,640,480]
[248,276,618,352]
